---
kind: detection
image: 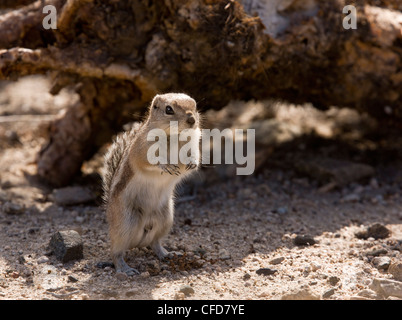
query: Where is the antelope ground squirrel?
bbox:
[102,93,201,275]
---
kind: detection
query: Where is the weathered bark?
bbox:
[0,0,401,185]
[0,0,62,48]
[0,0,36,9]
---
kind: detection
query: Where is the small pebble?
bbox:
[276,207,288,215]
[328,276,340,286]
[96,261,114,269]
[372,256,391,270]
[116,272,128,281]
[213,283,222,291]
[269,257,285,265]
[68,275,79,283]
[322,288,336,299]
[256,268,277,276]
[355,223,391,240]
[125,290,139,297]
[174,292,185,300]
[257,290,270,298]
[3,202,25,215]
[218,249,231,260]
[281,288,320,300]
[37,256,49,264]
[310,262,321,271]
[179,285,195,296]
[366,248,388,257]
[342,194,360,203]
[75,216,85,223]
[293,235,316,246]
[357,289,378,299]
[388,262,402,281]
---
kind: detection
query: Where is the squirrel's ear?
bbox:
[151,95,160,109]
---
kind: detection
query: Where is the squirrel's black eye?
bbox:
[165,105,174,115]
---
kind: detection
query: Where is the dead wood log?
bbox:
[0,0,36,9]
[0,0,401,186]
[0,0,62,49]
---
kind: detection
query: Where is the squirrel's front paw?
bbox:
[159,164,181,176]
[185,163,198,171]
[185,158,199,171]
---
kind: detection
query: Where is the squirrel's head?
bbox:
[148,93,200,133]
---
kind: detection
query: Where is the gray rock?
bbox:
[269,257,285,265]
[388,262,402,281]
[342,193,361,203]
[281,288,320,300]
[116,272,128,281]
[391,240,402,252]
[37,256,49,264]
[366,248,388,257]
[322,288,336,299]
[293,234,316,246]
[2,201,25,215]
[355,223,391,240]
[275,207,288,215]
[52,186,95,206]
[356,289,378,299]
[243,273,251,280]
[96,261,114,269]
[218,249,231,260]
[369,278,402,299]
[48,230,83,263]
[328,276,341,286]
[174,292,185,300]
[179,285,195,296]
[372,256,391,270]
[256,268,277,276]
[102,289,119,298]
[125,290,139,297]
[68,275,79,283]
[75,216,85,223]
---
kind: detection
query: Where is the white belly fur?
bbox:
[121,169,179,248]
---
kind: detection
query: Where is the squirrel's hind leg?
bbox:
[112,251,140,276]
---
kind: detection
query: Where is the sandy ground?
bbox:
[0,76,401,300]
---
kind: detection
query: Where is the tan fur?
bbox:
[102,93,201,275]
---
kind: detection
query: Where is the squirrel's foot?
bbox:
[152,242,171,260]
[113,253,140,276]
[117,265,140,276]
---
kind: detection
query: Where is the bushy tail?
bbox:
[102,123,141,204]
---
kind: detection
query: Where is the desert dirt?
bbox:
[0,76,401,300]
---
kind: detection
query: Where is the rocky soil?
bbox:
[0,76,401,300]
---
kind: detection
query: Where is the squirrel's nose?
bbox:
[186,113,195,125]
